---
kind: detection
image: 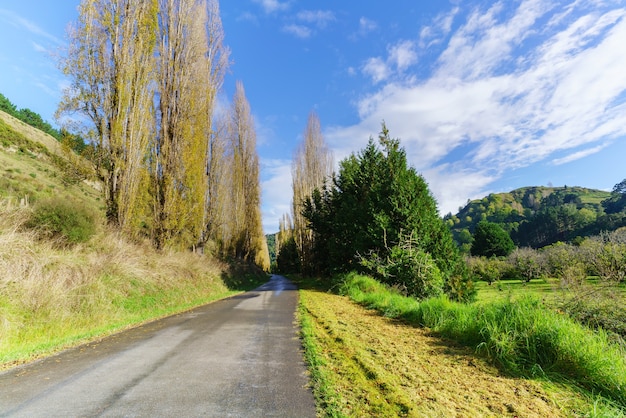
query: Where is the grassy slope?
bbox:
[0,111,266,369]
[299,289,604,417]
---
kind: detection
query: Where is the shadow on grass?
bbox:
[220,259,270,292]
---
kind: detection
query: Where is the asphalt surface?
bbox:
[0,275,316,417]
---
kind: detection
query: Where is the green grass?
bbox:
[340,272,626,411]
[297,292,346,417]
[475,278,561,304]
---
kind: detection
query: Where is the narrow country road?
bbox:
[0,275,316,417]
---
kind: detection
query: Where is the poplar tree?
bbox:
[225,82,270,270]
[58,0,158,232]
[291,112,334,273]
[152,0,228,249]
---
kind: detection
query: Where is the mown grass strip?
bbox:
[340,272,626,411]
[297,291,346,418]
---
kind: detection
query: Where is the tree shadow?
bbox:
[220,259,270,291]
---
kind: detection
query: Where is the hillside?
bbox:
[0,108,264,368]
[445,185,626,250]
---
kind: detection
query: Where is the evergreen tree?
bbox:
[471,221,515,257]
[303,124,473,300]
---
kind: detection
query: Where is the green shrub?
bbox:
[28,197,97,244]
[360,241,444,299]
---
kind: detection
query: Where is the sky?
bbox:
[1,1,626,234]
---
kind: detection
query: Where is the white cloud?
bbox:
[0,9,61,45]
[297,10,335,28]
[331,1,626,213]
[362,57,389,84]
[361,40,417,83]
[261,159,293,233]
[552,143,609,165]
[389,40,417,72]
[283,24,312,39]
[252,0,290,14]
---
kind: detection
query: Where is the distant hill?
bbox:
[445,186,626,250]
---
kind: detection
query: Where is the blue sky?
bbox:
[1,1,626,233]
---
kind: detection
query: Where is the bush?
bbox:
[359,235,444,299]
[28,197,97,244]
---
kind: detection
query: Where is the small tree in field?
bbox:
[509,247,544,282]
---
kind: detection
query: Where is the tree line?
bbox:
[277,122,474,302]
[57,0,269,269]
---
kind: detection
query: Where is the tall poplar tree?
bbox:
[58,0,157,232]
[291,112,334,273]
[225,82,270,270]
[59,0,229,251]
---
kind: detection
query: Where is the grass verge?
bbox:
[340,272,626,412]
[297,287,617,417]
[0,203,268,369]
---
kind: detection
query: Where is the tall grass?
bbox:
[340,272,626,409]
[0,202,241,367]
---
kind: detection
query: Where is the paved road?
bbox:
[0,275,316,417]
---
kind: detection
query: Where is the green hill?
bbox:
[445,185,626,250]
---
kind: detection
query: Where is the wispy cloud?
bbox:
[329,0,626,214]
[283,9,335,39]
[283,24,312,39]
[419,7,459,48]
[252,0,290,14]
[552,143,609,165]
[361,40,416,83]
[359,17,377,34]
[297,10,335,28]
[0,9,62,45]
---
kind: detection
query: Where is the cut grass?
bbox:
[339,273,626,412]
[298,288,615,417]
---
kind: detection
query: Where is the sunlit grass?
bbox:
[297,285,622,417]
[340,273,626,412]
[0,202,264,368]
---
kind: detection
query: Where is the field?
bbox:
[296,274,626,417]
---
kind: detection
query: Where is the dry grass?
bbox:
[0,110,62,156]
[0,201,233,368]
[300,289,599,417]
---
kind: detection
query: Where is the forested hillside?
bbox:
[445,185,626,250]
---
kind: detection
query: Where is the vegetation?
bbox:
[0,200,267,369]
[290,111,334,274]
[0,93,60,140]
[301,125,473,301]
[445,186,621,250]
[28,197,97,244]
[336,273,626,412]
[296,278,621,417]
[56,0,268,264]
[470,220,515,257]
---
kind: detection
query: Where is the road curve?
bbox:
[0,275,316,417]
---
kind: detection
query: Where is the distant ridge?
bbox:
[445,185,626,249]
